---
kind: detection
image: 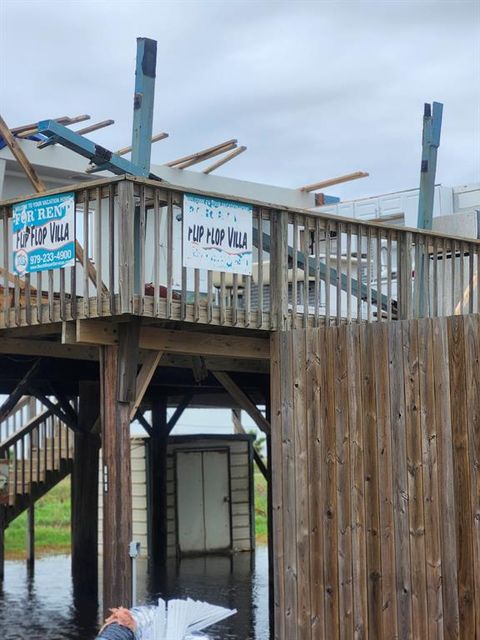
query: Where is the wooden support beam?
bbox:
[115,132,168,157]
[100,320,139,611]
[166,392,193,434]
[135,410,153,436]
[129,350,163,421]
[48,384,78,428]
[0,359,41,423]
[9,116,70,135]
[298,170,369,192]
[26,398,36,570]
[0,114,46,192]
[147,396,168,589]
[72,382,100,600]
[165,139,237,168]
[232,408,268,481]
[212,371,270,435]
[70,319,270,360]
[0,337,98,361]
[28,388,77,430]
[0,506,5,582]
[203,145,247,174]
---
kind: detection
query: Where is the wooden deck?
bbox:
[1,175,479,333]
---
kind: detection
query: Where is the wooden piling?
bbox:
[100,320,140,612]
[71,381,100,599]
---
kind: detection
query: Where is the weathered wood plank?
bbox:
[292,329,311,640]
[334,325,353,638]
[403,320,428,639]
[346,324,368,638]
[360,323,382,637]
[390,321,413,636]
[305,327,326,639]
[373,321,398,637]
[432,317,460,639]
[447,315,475,638]
[418,318,444,640]
[463,314,480,639]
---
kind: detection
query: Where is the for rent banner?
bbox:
[12,192,76,275]
[183,193,253,275]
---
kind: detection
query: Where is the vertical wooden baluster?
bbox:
[432,237,438,317]
[29,430,33,494]
[194,269,200,322]
[25,273,31,325]
[346,223,352,323]
[244,264,251,328]
[47,264,54,322]
[468,242,474,314]
[366,227,372,322]
[357,224,362,322]
[152,190,160,317]
[386,229,392,321]
[335,221,342,325]
[441,238,446,317]
[138,186,146,315]
[257,209,263,329]
[232,272,238,326]
[219,271,226,325]
[37,424,40,484]
[166,191,173,319]
[59,266,66,320]
[43,420,47,482]
[14,258,20,326]
[207,270,213,324]
[108,185,115,315]
[180,197,187,321]
[451,239,456,314]
[95,187,103,317]
[36,271,42,324]
[459,240,465,315]
[83,189,90,317]
[314,218,321,326]
[21,436,25,495]
[292,215,298,328]
[325,220,331,325]
[413,235,421,318]
[376,229,382,321]
[51,415,55,471]
[2,208,9,328]
[302,215,310,328]
[424,235,431,317]
[14,440,18,496]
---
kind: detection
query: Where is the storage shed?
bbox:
[99,433,255,559]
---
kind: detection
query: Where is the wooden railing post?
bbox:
[270,210,289,331]
[398,231,413,319]
[117,180,135,315]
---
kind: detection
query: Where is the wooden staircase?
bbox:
[0,400,74,527]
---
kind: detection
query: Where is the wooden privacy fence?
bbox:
[271,315,480,639]
[1,176,479,330]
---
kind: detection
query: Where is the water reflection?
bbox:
[0,547,269,640]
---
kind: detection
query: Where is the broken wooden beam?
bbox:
[298,170,369,192]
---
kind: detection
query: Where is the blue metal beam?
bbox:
[37,120,151,178]
[417,101,443,230]
[131,38,157,172]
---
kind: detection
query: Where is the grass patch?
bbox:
[5,478,71,559]
[254,469,268,544]
[5,468,269,558]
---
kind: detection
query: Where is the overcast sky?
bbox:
[1,0,479,200]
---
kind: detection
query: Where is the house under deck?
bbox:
[0,175,479,639]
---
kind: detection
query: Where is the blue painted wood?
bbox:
[37,120,151,177]
[131,38,157,173]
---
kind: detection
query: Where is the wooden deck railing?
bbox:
[0,175,478,331]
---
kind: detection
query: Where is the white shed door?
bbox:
[176,449,231,554]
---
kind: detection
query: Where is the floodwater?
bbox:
[0,546,269,640]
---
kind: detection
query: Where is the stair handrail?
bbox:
[0,408,53,456]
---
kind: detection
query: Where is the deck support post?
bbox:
[71,381,100,601]
[100,319,140,612]
[0,505,5,582]
[26,504,34,571]
[146,396,168,589]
